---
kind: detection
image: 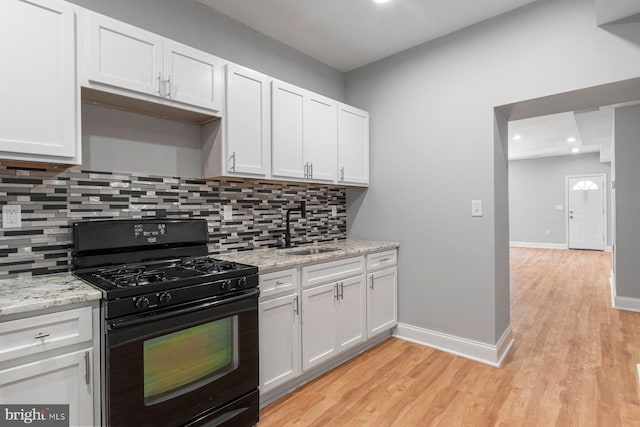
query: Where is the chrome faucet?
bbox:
[284,201,306,248]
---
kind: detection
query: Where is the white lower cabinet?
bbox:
[0,303,97,426]
[301,274,366,371]
[301,282,339,370]
[259,293,301,394]
[259,249,397,401]
[367,267,398,338]
[337,275,367,352]
[0,349,93,426]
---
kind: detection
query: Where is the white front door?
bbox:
[568,175,605,250]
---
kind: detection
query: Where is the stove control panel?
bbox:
[134,222,166,241]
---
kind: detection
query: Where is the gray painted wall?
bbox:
[67,0,344,101]
[614,104,640,299]
[345,0,640,345]
[82,104,203,177]
[509,153,612,246]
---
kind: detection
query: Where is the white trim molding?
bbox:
[509,241,567,250]
[394,323,514,368]
[605,246,613,252]
[610,270,640,312]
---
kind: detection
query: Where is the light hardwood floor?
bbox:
[259,248,640,426]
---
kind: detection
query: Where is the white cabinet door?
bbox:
[226,64,270,176]
[164,40,223,112]
[0,0,77,161]
[259,294,300,393]
[305,94,337,183]
[367,268,398,338]
[301,282,338,371]
[338,103,370,186]
[271,80,305,179]
[0,349,93,427]
[88,13,163,96]
[337,275,366,352]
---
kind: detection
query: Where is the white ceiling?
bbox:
[508,108,614,161]
[197,0,536,72]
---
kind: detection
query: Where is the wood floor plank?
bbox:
[259,248,640,426]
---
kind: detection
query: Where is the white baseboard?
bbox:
[610,270,640,312]
[614,295,640,312]
[394,323,514,368]
[509,241,567,250]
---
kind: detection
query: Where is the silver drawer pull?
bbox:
[379,258,390,262]
[34,332,50,340]
[275,281,284,287]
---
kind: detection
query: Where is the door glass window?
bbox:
[572,180,598,191]
[143,316,238,405]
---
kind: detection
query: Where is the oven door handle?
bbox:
[108,288,260,331]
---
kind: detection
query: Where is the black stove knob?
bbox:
[238,277,247,288]
[221,279,232,291]
[135,296,150,310]
[158,292,172,304]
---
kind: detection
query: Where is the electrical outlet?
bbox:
[2,205,22,228]
[471,200,483,217]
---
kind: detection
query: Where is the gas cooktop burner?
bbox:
[96,268,170,288]
[178,256,237,274]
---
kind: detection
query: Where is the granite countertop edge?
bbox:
[215,239,400,273]
[0,273,102,318]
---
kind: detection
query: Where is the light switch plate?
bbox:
[223,205,233,221]
[2,205,22,228]
[471,200,483,217]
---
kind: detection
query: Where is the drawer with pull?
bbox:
[259,268,298,299]
[366,250,397,271]
[0,306,92,364]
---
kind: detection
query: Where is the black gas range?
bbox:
[72,219,259,427]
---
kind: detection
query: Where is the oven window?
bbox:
[143,316,238,405]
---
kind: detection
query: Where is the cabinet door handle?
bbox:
[370,276,375,290]
[84,351,91,385]
[157,73,164,96]
[166,75,172,98]
[334,283,339,300]
[34,332,50,340]
[230,152,236,172]
[293,295,299,315]
[309,162,313,179]
[304,162,308,178]
[339,282,344,300]
[340,167,345,181]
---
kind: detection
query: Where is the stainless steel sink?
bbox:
[284,247,340,256]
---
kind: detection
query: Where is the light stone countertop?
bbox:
[215,239,399,272]
[0,273,102,318]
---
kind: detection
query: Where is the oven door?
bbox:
[105,288,259,427]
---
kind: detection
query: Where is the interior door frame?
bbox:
[564,173,607,251]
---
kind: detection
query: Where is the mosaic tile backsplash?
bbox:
[0,165,347,279]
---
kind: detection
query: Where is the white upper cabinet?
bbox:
[87,13,163,97]
[338,103,370,186]
[272,80,338,183]
[304,94,337,183]
[163,40,223,111]
[84,12,223,114]
[225,64,270,176]
[271,80,305,179]
[0,0,79,164]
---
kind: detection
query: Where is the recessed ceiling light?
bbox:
[512,134,521,140]
[572,148,580,153]
[373,0,392,3]
[567,137,577,143]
